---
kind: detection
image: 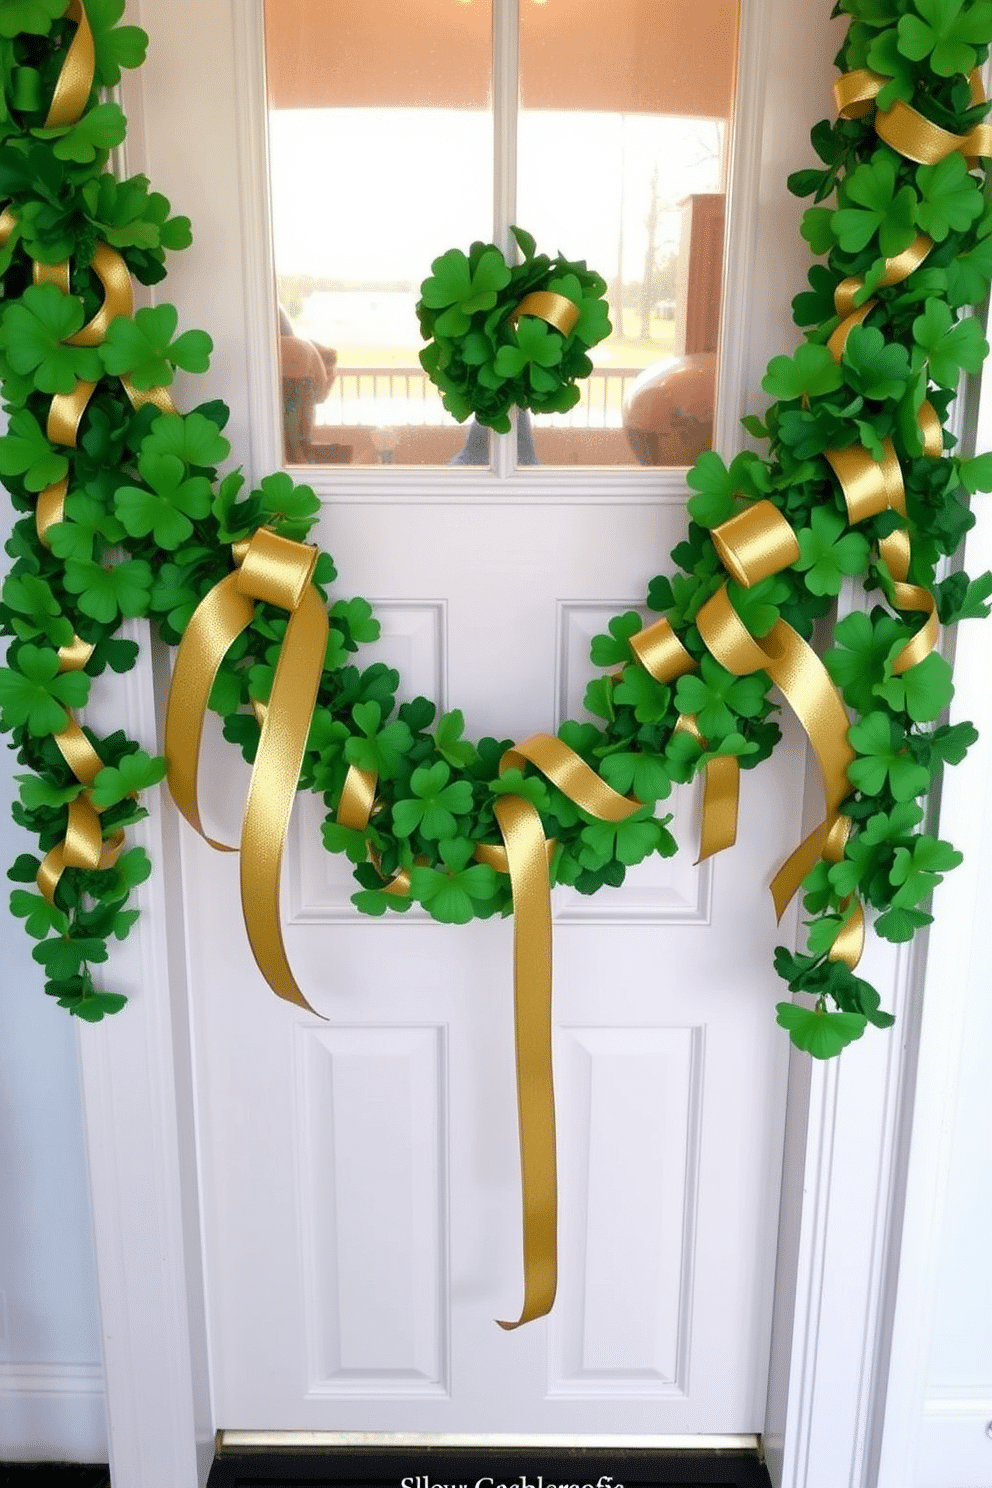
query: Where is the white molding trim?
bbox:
[0,1362,107,1463]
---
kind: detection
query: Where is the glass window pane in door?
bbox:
[264,0,494,468]
[517,0,739,468]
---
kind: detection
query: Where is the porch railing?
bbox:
[314,366,642,430]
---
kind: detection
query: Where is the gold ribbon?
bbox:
[164,528,329,1014]
[512,291,580,337]
[44,0,94,128]
[834,67,992,165]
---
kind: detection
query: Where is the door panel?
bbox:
[124,0,840,1438]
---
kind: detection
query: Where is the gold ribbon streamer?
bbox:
[165,528,329,1014]
[492,789,558,1329]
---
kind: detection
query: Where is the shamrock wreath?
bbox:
[416,226,612,431]
[0,0,989,1070]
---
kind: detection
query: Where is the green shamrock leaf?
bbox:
[35,102,127,164]
[889,832,963,907]
[590,610,643,667]
[33,935,109,982]
[866,26,921,107]
[685,449,770,527]
[420,247,511,338]
[85,0,149,85]
[915,153,984,241]
[824,609,913,713]
[612,663,672,723]
[0,644,90,734]
[2,573,74,647]
[831,149,917,257]
[874,650,955,721]
[726,576,790,638]
[252,471,320,540]
[842,324,913,401]
[0,409,69,491]
[344,700,414,780]
[675,654,769,739]
[100,304,212,389]
[47,492,127,563]
[90,750,168,808]
[795,507,871,596]
[579,805,672,869]
[431,708,475,768]
[912,297,989,388]
[897,0,992,77]
[598,750,672,804]
[847,710,932,799]
[493,317,563,391]
[62,557,153,624]
[391,761,474,840]
[944,228,992,307]
[801,206,838,255]
[408,838,499,924]
[875,903,934,940]
[114,451,213,549]
[140,411,230,468]
[15,772,83,810]
[0,283,103,394]
[776,1001,868,1058]
[330,597,379,651]
[9,888,69,940]
[762,342,844,401]
[489,769,551,811]
[0,0,64,34]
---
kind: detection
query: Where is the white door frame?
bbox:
[72,1,983,1483]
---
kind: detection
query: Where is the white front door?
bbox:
[121,0,841,1438]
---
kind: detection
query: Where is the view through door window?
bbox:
[263,0,739,469]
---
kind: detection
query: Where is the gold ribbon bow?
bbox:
[164,528,330,1014]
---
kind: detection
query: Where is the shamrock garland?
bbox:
[0,0,989,1060]
[416,226,612,431]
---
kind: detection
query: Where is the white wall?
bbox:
[0,504,108,1463]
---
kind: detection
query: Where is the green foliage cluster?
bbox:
[416,225,612,432]
[0,0,988,1052]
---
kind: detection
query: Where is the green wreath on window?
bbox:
[0,0,990,1065]
[416,226,612,432]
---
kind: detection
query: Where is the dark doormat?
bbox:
[206,1446,773,1488]
[0,1468,110,1486]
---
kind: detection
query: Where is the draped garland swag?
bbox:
[0,0,991,1326]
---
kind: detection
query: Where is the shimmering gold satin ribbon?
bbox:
[512,291,580,337]
[834,67,992,164]
[165,528,329,1014]
[693,503,857,926]
[828,236,933,359]
[44,0,94,128]
[629,616,740,862]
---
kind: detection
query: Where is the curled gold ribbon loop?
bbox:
[711,500,801,587]
[165,529,329,1014]
[629,615,696,682]
[824,437,905,524]
[45,0,95,129]
[66,242,134,345]
[337,763,378,833]
[697,586,855,917]
[875,98,991,164]
[834,68,885,120]
[512,291,580,337]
